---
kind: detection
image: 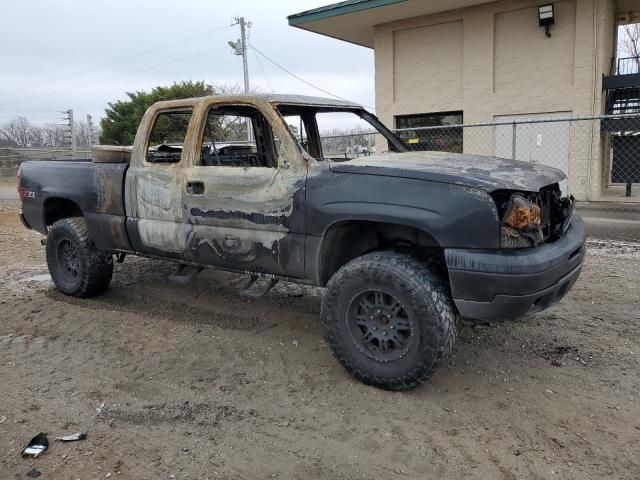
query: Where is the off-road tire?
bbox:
[46,217,113,298]
[321,251,457,391]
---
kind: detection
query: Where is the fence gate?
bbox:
[612,135,640,196]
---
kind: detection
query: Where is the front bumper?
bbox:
[445,215,586,320]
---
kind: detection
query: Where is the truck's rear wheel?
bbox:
[46,217,113,298]
[321,251,457,391]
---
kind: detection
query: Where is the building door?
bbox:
[494,112,571,194]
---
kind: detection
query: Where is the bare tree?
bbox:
[620,24,640,73]
[75,120,90,147]
[0,116,103,150]
[0,117,35,148]
[40,123,67,147]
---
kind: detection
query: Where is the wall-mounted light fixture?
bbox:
[538,4,555,38]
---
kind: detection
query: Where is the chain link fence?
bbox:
[320,132,376,159]
[319,114,640,243]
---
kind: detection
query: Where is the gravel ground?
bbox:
[0,205,639,480]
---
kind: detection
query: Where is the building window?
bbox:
[395,111,463,153]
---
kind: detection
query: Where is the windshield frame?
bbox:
[274,104,407,160]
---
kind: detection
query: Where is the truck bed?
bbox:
[19,159,131,251]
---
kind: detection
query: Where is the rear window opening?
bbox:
[146,110,192,164]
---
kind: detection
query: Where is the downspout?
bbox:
[587,0,601,202]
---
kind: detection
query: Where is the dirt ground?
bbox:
[1,205,639,480]
[0,177,16,186]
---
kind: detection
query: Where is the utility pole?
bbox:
[229,17,250,95]
[229,17,252,141]
[86,114,93,147]
[66,109,77,159]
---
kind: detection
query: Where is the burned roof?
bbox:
[149,94,363,111]
[262,94,361,108]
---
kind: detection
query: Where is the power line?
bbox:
[249,45,375,110]
[0,108,63,113]
[0,46,229,108]
[0,115,63,119]
[252,48,274,93]
[0,24,233,98]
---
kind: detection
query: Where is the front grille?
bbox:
[538,184,562,242]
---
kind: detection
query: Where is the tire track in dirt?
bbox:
[2,208,640,479]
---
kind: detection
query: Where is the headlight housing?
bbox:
[492,185,574,249]
[499,194,544,248]
[504,195,541,229]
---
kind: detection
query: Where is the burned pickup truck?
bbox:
[18,94,585,390]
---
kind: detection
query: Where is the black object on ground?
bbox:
[21,433,48,458]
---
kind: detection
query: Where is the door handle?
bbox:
[186,181,205,195]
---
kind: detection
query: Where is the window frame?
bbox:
[276,105,406,161]
[196,104,279,169]
[144,107,195,166]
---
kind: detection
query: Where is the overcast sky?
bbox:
[0,0,374,125]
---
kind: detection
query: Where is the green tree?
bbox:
[99,80,220,145]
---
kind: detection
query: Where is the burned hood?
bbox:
[329,151,565,192]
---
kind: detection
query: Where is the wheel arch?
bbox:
[316,219,445,286]
[43,197,83,230]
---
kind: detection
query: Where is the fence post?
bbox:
[66,109,77,160]
[86,114,93,147]
[511,121,517,161]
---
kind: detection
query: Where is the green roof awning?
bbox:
[288,0,496,48]
[288,0,404,26]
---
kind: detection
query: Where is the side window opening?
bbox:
[146,110,193,164]
[276,105,405,161]
[282,115,309,154]
[315,111,376,161]
[199,106,276,168]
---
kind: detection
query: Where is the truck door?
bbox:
[181,103,307,278]
[125,107,195,259]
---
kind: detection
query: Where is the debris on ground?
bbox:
[55,432,87,442]
[26,468,41,478]
[21,433,48,458]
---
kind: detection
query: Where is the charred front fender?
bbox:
[306,167,502,250]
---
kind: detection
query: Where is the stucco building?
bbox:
[289,0,640,202]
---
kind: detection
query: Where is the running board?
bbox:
[239,277,279,298]
[168,264,204,285]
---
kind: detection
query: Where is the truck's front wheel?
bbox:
[46,217,113,298]
[321,251,457,391]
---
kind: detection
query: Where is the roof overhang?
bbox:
[288,0,498,48]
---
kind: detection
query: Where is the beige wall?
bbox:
[393,20,463,105]
[374,0,617,201]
